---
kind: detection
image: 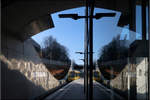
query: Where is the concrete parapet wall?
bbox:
[1,34,60,99]
[110,57,148,100]
[136,58,148,100]
[110,63,129,91]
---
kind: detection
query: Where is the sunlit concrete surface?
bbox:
[44,78,124,100]
[45,79,86,100]
[93,81,125,100]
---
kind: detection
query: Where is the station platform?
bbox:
[44,79,124,100]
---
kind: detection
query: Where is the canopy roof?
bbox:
[2,0,142,40]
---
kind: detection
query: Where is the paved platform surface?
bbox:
[44,79,124,100]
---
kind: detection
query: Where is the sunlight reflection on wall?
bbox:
[0,54,59,90]
[1,35,60,99]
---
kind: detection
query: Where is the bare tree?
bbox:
[97,34,129,79]
[98,34,128,64]
[42,36,71,63]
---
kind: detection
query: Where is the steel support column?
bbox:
[84,1,89,99]
[89,0,95,100]
[129,0,136,41]
[142,0,147,40]
[148,0,150,100]
[128,0,136,99]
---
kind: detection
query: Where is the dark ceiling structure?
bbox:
[2,0,144,40]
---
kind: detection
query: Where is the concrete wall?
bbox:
[110,64,129,91]
[136,58,148,100]
[1,33,60,99]
[110,57,148,100]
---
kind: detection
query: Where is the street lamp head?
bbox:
[59,14,79,20]
[59,13,116,20]
[75,52,84,54]
[95,13,116,19]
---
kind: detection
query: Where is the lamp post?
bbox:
[59,11,116,100]
[59,13,115,20]
[75,52,85,54]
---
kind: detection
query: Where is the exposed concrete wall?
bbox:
[110,57,148,100]
[110,64,129,91]
[136,58,148,100]
[1,33,60,99]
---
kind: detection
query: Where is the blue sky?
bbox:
[32,6,146,65]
